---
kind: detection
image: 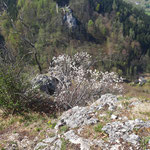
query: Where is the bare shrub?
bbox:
[49,52,123,109]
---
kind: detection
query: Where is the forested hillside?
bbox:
[0,0,150,78]
[124,0,150,15]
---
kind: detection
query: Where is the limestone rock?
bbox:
[111,114,118,120]
[102,119,150,145]
[63,6,77,28]
[34,142,48,150]
[55,106,98,129]
[91,94,118,111]
[64,130,92,150]
[32,74,59,95]
[42,136,57,143]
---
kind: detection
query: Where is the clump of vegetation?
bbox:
[0,63,31,115]
[48,120,57,129]
[59,125,69,133]
[61,138,68,150]
[141,136,150,150]
[94,123,103,133]
[49,52,123,108]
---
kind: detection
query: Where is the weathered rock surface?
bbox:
[91,94,118,111]
[55,94,118,129]
[63,6,77,28]
[55,106,99,129]
[102,119,150,145]
[4,135,34,150]
[64,130,92,150]
[32,74,59,95]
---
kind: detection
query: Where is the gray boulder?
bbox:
[63,6,77,28]
[102,119,150,145]
[64,130,92,150]
[91,94,118,111]
[138,76,147,85]
[32,74,59,95]
[55,106,99,129]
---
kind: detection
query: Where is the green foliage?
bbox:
[94,123,103,132]
[125,0,150,15]
[0,64,30,114]
[96,3,100,12]
[17,0,25,8]
[88,20,94,27]
[48,120,56,129]
[112,0,117,10]
[0,0,150,78]
[0,0,18,19]
[59,125,69,133]
[141,136,150,150]
[61,138,68,150]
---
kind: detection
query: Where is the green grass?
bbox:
[47,121,57,129]
[18,113,46,127]
[94,123,103,132]
[140,112,150,118]
[59,125,69,133]
[61,138,68,150]
[141,136,150,150]
[124,81,150,101]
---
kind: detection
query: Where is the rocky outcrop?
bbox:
[102,119,149,146]
[4,94,150,150]
[62,6,77,28]
[55,94,118,129]
[34,94,150,150]
[32,74,59,95]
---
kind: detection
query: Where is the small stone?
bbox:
[92,139,104,147]
[8,133,19,141]
[78,128,83,134]
[118,104,123,108]
[53,139,62,150]
[110,144,122,150]
[34,136,39,142]
[19,138,32,149]
[64,130,92,150]
[126,133,140,145]
[43,136,57,143]
[118,117,122,120]
[12,143,18,148]
[84,118,99,125]
[34,142,48,150]
[122,116,128,121]
[99,114,107,117]
[111,114,118,120]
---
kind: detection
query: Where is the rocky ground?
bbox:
[1,94,150,150]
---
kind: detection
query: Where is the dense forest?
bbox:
[124,0,150,15]
[0,0,150,78]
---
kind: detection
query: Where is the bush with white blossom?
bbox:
[49,52,123,109]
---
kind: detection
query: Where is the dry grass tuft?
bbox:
[131,103,150,120]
